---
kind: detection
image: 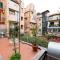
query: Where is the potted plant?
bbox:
[10,53,21,60]
[32,27,38,52]
[32,37,38,51]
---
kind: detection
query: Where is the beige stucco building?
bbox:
[24,4,36,36]
[36,13,42,36]
[0,0,24,37]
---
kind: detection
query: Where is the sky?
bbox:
[24,0,60,14]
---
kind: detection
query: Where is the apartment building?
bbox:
[36,10,49,36]
[48,13,60,36]
[24,4,36,36]
[20,0,24,34]
[0,0,24,37]
[36,13,42,36]
[0,0,7,34]
[42,10,49,35]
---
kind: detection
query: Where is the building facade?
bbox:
[42,10,49,35]
[36,10,49,36]
[48,13,60,36]
[36,13,42,36]
[24,4,36,36]
[0,0,24,37]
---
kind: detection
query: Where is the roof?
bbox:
[36,13,41,15]
[49,13,60,17]
[41,10,49,14]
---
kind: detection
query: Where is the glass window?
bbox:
[0,2,3,8]
[24,17,27,20]
[53,28,57,32]
[21,25,23,29]
[58,28,60,32]
[21,17,23,21]
[9,8,15,15]
[11,0,19,4]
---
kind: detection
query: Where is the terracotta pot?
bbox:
[32,44,38,52]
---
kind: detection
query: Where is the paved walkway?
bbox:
[0,38,40,60]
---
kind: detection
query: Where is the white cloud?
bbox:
[23,0,60,14]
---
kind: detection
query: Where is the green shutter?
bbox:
[0,2,3,8]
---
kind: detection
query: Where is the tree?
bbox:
[10,25,19,54]
[32,27,37,37]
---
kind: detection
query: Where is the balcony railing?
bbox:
[49,24,60,27]
[49,18,60,21]
[8,1,19,11]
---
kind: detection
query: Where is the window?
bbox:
[40,23,41,26]
[49,22,54,27]
[11,0,16,2]
[21,25,23,29]
[58,28,60,32]
[0,2,3,8]
[24,17,27,20]
[11,0,14,2]
[53,28,57,32]
[21,17,23,21]
[9,8,15,15]
[39,18,41,20]
[11,0,19,4]
[32,12,33,14]
[59,21,60,26]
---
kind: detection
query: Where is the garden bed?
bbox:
[20,35,48,48]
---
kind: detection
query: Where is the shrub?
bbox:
[20,35,48,48]
[10,53,21,60]
[46,34,57,40]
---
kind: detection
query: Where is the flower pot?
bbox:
[32,44,38,52]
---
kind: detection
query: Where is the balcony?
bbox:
[8,1,19,11]
[49,24,60,27]
[49,17,60,21]
[11,0,19,4]
[8,14,19,22]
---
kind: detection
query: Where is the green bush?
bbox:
[10,53,21,60]
[20,35,48,48]
[46,34,57,40]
